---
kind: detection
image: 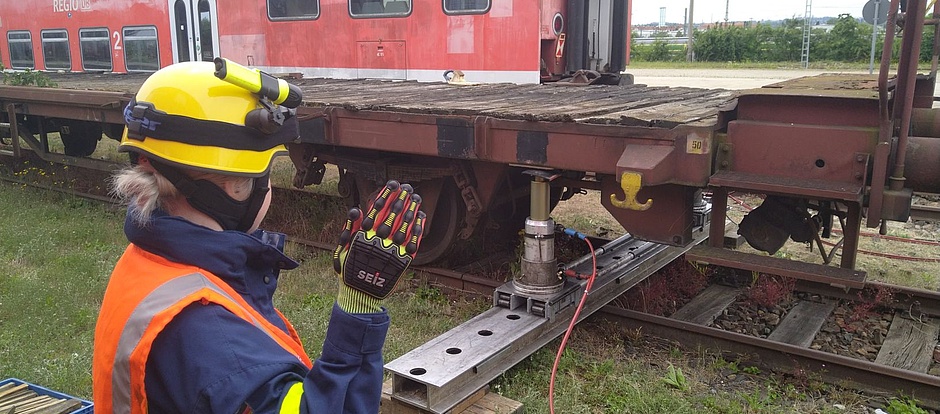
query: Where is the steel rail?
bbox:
[911,203,940,222]
[0,150,116,201]
[0,172,114,203]
[598,306,940,409]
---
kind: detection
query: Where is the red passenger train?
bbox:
[0,0,632,84]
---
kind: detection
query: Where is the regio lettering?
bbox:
[53,0,92,12]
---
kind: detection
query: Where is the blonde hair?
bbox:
[110,164,252,225]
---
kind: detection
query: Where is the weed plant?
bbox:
[0,64,58,87]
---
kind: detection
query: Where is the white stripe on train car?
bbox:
[257,66,541,85]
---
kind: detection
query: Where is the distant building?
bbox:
[633,17,838,43]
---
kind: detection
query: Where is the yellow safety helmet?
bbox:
[120,60,300,177]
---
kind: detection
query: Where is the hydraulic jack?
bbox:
[385,173,711,413]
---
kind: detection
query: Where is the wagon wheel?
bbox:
[411,179,463,265]
[353,175,464,265]
[58,121,102,157]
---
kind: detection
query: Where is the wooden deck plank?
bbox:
[439,86,566,114]
[875,315,940,373]
[766,299,837,347]
[549,87,692,122]
[45,72,734,127]
[433,84,541,109]
[610,90,736,125]
[304,82,476,108]
[462,90,611,117]
[579,90,733,125]
[671,284,740,325]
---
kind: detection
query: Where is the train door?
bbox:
[168,0,220,63]
[566,0,629,73]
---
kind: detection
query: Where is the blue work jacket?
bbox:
[125,210,388,413]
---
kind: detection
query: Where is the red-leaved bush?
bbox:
[745,274,796,309]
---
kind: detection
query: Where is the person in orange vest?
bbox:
[93,61,426,413]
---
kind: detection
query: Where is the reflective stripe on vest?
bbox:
[279,382,304,414]
[94,244,312,414]
[111,273,278,411]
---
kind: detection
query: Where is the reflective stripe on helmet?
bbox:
[278,382,304,414]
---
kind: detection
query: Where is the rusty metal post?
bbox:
[7,103,20,158]
[708,188,728,248]
[869,0,903,229]
[932,0,940,77]
[841,202,862,270]
[890,0,926,192]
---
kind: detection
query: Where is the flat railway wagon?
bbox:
[0,0,631,84]
[1,0,940,276]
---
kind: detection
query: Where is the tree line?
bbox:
[632,14,936,64]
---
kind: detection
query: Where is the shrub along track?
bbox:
[3,149,940,409]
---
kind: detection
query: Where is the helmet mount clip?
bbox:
[245,98,292,135]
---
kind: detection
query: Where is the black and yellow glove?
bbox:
[333,180,426,313]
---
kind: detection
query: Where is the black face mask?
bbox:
[151,161,270,232]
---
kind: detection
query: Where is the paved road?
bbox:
[626,67,873,90]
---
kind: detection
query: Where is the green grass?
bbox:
[0,183,126,398]
[0,182,930,413]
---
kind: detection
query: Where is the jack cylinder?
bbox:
[529,178,550,221]
[513,176,562,295]
[514,218,563,294]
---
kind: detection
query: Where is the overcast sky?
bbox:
[633,0,870,24]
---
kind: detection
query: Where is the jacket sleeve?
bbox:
[300,303,390,414]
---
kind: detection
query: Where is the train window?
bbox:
[443,0,489,14]
[7,31,34,69]
[349,0,411,17]
[79,28,112,71]
[268,0,319,20]
[123,26,159,72]
[41,30,71,71]
[197,0,215,60]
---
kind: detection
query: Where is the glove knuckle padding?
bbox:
[342,231,412,299]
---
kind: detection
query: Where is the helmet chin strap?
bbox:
[150,161,269,232]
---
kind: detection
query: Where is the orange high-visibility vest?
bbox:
[93,244,312,414]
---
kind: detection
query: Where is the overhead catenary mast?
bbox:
[801,0,813,68]
[725,0,729,22]
[687,0,694,62]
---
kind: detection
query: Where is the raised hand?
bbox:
[333,180,426,300]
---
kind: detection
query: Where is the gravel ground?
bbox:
[625,67,940,98]
[626,68,865,90]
